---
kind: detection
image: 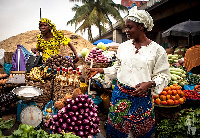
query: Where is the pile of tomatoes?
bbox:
[153,84,186,106]
[182,90,200,100]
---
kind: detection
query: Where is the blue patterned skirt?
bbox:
[106,81,155,138]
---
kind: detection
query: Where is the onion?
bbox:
[74,126,79,131]
[84,112,89,118]
[66,118,71,123]
[57,127,62,134]
[93,123,98,129]
[49,125,53,130]
[72,116,77,122]
[84,131,89,136]
[44,121,50,128]
[68,126,73,131]
[52,114,58,120]
[92,107,98,113]
[50,118,54,124]
[90,128,95,135]
[83,94,89,99]
[59,118,64,123]
[72,131,76,136]
[80,98,86,103]
[60,107,67,114]
[85,125,90,130]
[79,125,84,131]
[77,131,84,137]
[57,112,62,118]
[93,112,98,117]
[61,122,68,130]
[63,113,68,119]
[66,104,71,110]
[77,103,83,108]
[76,120,82,125]
[75,97,79,103]
[88,104,94,109]
[68,111,75,117]
[52,125,56,130]
[89,121,93,126]
[87,116,92,120]
[77,95,83,99]
[86,98,91,103]
[78,115,83,120]
[84,103,89,108]
[89,111,94,117]
[71,121,76,126]
[72,105,78,112]
[95,117,100,123]
[66,99,71,104]
[83,119,89,125]
[65,130,69,133]
[79,108,84,115]
[55,121,60,127]
[70,99,76,105]
[75,111,79,116]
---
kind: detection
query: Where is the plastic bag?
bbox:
[42,100,57,123]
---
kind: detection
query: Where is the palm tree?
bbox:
[67,0,128,42]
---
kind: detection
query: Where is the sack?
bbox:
[26,55,43,73]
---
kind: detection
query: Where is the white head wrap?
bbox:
[127,6,154,31]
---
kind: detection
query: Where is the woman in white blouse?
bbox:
[88,6,170,138]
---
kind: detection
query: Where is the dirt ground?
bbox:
[0,30,95,56]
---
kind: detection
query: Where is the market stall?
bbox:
[0,39,200,138]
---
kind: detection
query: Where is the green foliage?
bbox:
[156,108,200,138]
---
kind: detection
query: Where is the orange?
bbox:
[172,90,177,96]
[167,99,174,105]
[171,95,176,101]
[179,98,185,104]
[166,95,171,100]
[152,95,159,99]
[167,90,173,95]
[160,95,167,101]
[161,101,168,105]
[174,100,180,105]
[155,98,161,105]
[160,91,167,95]
[175,94,180,100]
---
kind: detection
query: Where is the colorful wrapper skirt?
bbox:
[106,81,155,138]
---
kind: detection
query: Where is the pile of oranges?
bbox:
[153,84,186,106]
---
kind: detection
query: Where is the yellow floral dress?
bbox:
[36,31,70,61]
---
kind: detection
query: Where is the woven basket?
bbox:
[53,83,77,102]
[25,80,53,109]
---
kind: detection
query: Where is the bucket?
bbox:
[101,92,111,114]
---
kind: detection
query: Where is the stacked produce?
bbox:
[193,84,200,92]
[169,67,188,86]
[85,48,109,63]
[44,54,73,70]
[0,73,8,89]
[153,84,186,106]
[186,73,200,85]
[182,90,200,100]
[45,94,100,137]
[168,54,183,64]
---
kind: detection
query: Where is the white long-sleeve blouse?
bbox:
[103,40,171,95]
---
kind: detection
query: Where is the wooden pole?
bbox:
[40,8,42,19]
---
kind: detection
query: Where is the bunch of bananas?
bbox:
[29,66,50,83]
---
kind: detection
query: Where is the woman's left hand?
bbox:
[132,81,152,96]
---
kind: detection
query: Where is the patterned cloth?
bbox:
[106,82,155,138]
[36,18,71,61]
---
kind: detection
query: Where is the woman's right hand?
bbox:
[87,68,104,80]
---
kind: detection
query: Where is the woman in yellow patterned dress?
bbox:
[33,18,79,62]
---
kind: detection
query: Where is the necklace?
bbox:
[132,40,153,54]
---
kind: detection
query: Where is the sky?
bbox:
[0,0,123,42]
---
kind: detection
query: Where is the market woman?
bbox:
[87,6,171,137]
[33,18,79,62]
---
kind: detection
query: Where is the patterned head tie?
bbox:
[39,18,56,32]
[127,6,154,31]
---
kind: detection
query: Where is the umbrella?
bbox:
[93,39,114,45]
[106,42,120,47]
[162,20,200,37]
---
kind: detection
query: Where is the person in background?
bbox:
[32,18,79,62]
[87,6,171,138]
